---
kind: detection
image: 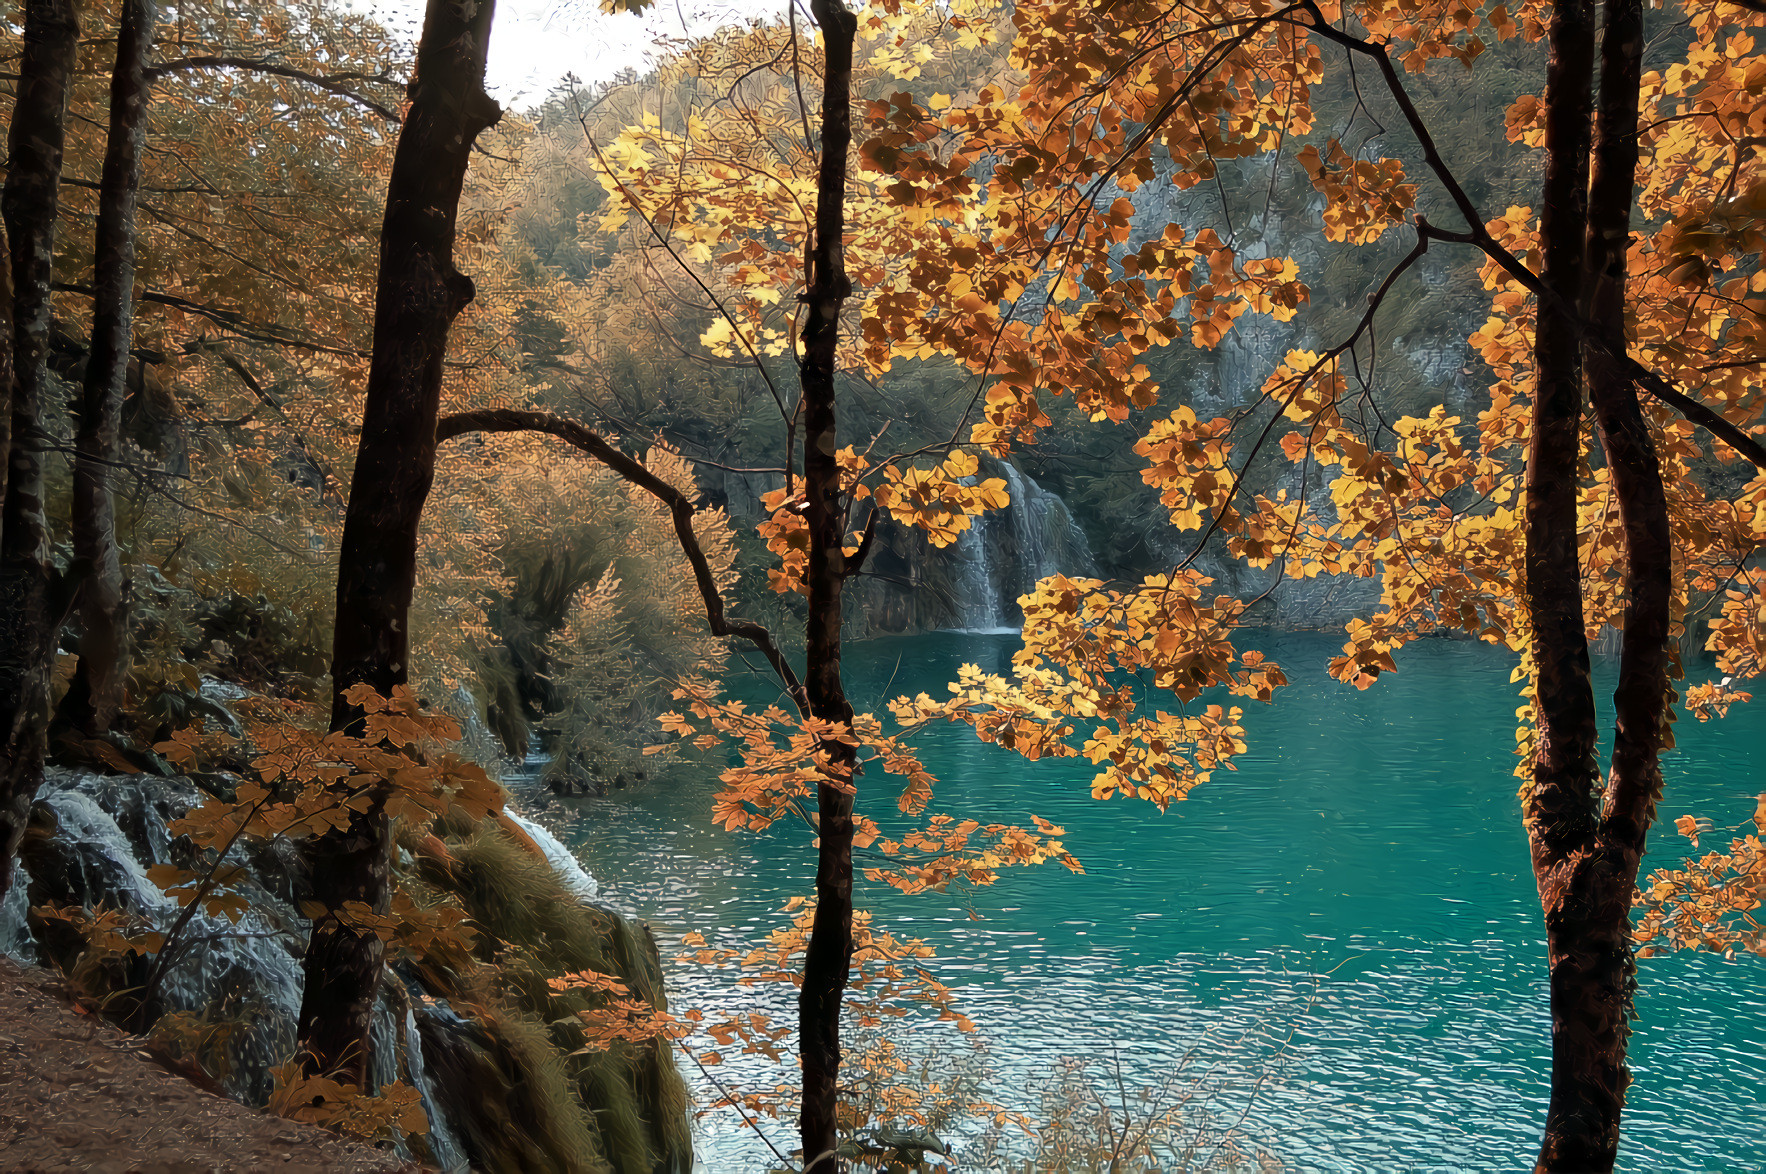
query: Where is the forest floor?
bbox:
[0,957,418,1173]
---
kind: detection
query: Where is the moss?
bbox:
[410,818,693,1174]
[415,1003,612,1174]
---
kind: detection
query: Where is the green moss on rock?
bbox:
[408,815,693,1174]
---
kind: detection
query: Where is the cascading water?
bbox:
[402,1005,469,1173]
[5,764,614,1156]
[24,775,309,1104]
[3,647,692,1173]
[503,807,604,906]
[2,861,34,962]
[948,521,1009,633]
[946,463,1098,632]
[998,463,1098,596]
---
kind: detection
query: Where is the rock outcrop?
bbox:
[1,763,692,1174]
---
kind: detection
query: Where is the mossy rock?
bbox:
[406,816,692,1174]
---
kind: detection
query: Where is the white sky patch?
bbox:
[356,0,785,108]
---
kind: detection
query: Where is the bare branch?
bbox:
[54,280,368,358]
[148,55,402,123]
[436,408,807,711]
[846,503,879,577]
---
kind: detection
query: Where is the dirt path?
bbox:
[0,957,419,1173]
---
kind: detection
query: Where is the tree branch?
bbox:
[569,91,793,430]
[147,56,402,123]
[53,280,368,357]
[435,408,807,710]
[1299,3,1766,473]
[205,347,343,508]
[846,502,879,577]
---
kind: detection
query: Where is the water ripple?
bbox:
[529,632,1766,1172]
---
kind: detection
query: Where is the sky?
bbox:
[362,0,783,107]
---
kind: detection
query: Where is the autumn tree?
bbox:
[594,0,1763,1167]
[380,6,1088,1168]
[62,0,154,737]
[293,0,503,1083]
[878,1,1760,1168]
[555,5,1100,1167]
[57,0,401,736]
[0,0,412,895]
[0,0,689,903]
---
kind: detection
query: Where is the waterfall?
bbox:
[29,776,309,1104]
[2,860,34,962]
[998,463,1098,596]
[949,521,1009,633]
[502,807,601,903]
[8,759,683,1168]
[944,463,1097,633]
[403,1006,469,1172]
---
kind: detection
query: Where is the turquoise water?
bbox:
[532,632,1766,1171]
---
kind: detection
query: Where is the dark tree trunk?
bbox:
[1586,0,1666,849]
[797,2,858,1170]
[1525,0,1660,1168]
[1531,0,1668,1168]
[0,0,81,904]
[296,0,500,1083]
[64,0,156,737]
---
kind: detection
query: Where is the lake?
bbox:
[523,631,1766,1171]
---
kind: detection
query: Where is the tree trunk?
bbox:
[0,0,81,904]
[296,0,500,1083]
[1532,0,1670,1168]
[1523,0,1637,1167]
[797,2,858,1170]
[64,0,155,737]
[1586,0,1667,848]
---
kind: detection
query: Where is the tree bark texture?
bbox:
[1526,0,1664,1167]
[65,0,155,737]
[1586,0,1668,854]
[797,2,859,1170]
[1531,0,1670,1168]
[296,0,500,1084]
[0,0,80,904]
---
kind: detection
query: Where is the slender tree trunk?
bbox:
[797,2,858,1169]
[1586,0,1667,848]
[0,0,81,904]
[1531,0,1670,1168]
[296,0,500,1083]
[1523,0,1649,1167]
[64,0,155,737]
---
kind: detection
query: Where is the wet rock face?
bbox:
[0,861,32,961]
[848,460,1099,635]
[1108,150,1511,633]
[12,770,307,1106]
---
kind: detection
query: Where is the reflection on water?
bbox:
[522,631,1766,1172]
